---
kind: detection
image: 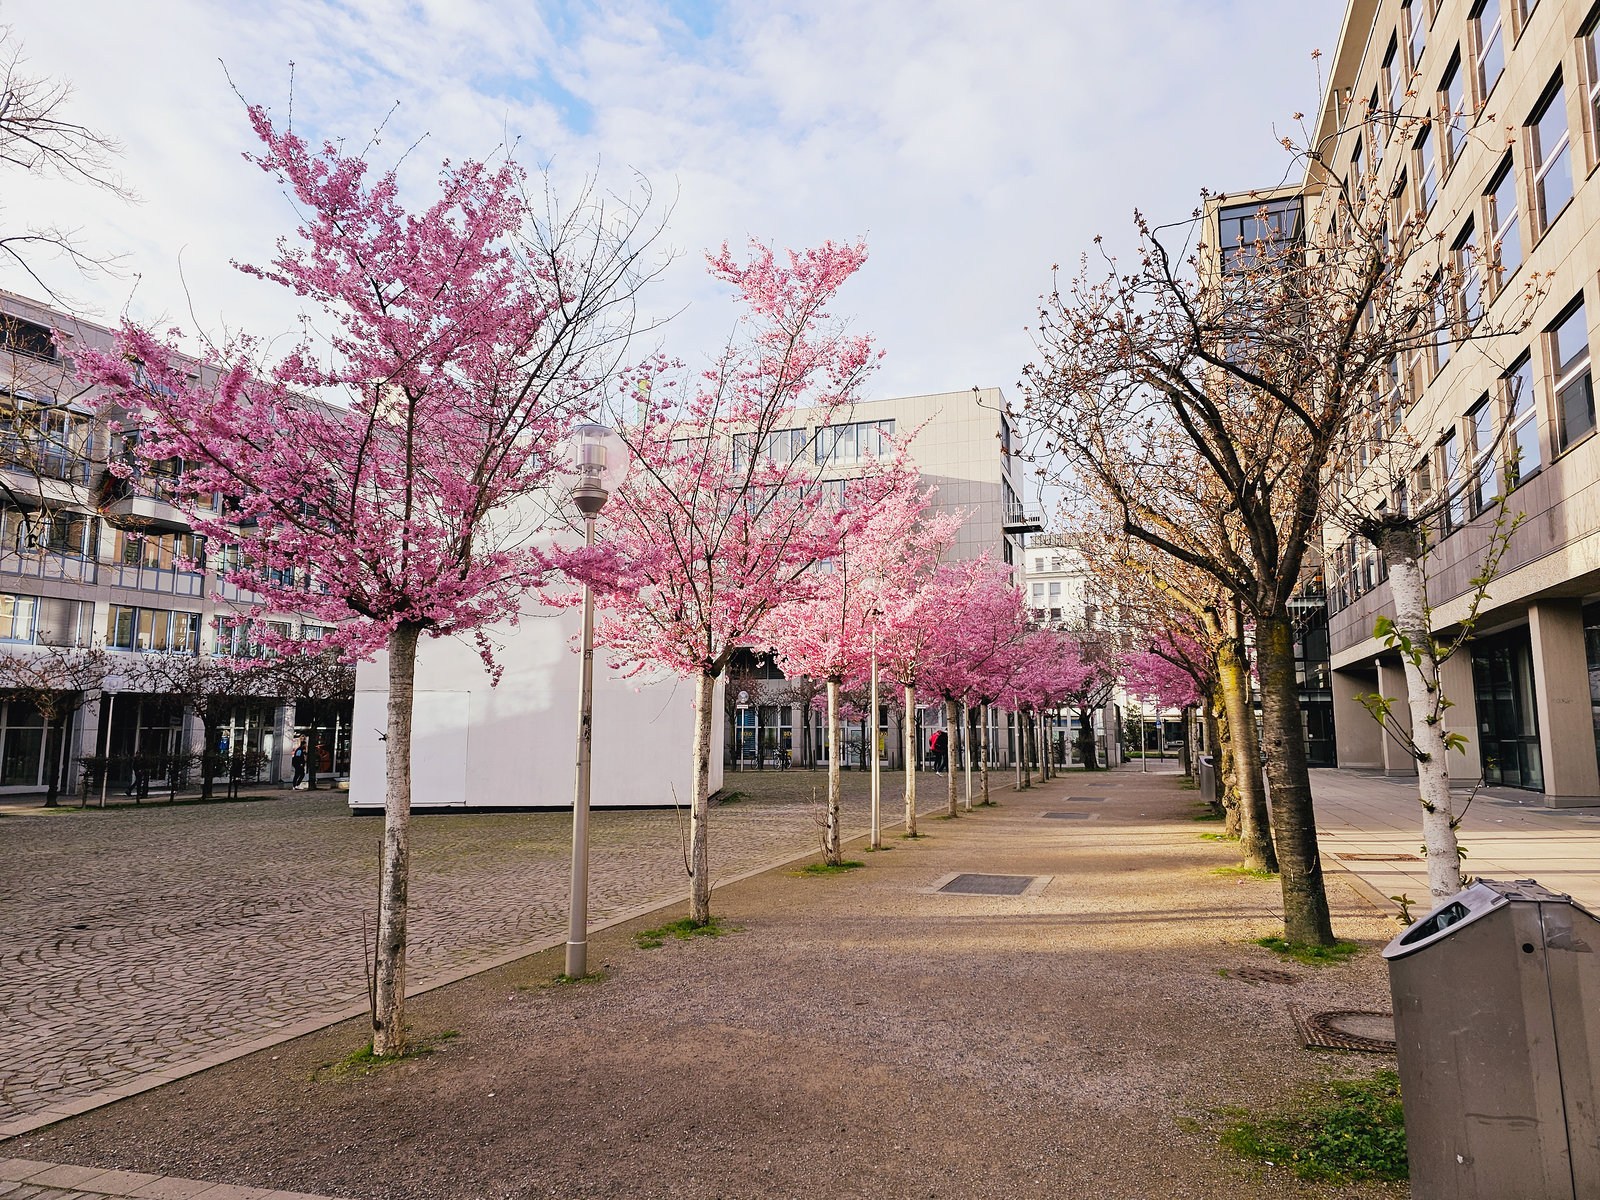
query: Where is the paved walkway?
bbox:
[0,773,938,1138]
[0,1158,339,1199]
[1312,768,1600,912]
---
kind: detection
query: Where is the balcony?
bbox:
[0,549,97,584]
[1002,506,1045,534]
[100,491,195,533]
[108,562,205,597]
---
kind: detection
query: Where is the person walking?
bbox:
[930,728,948,775]
[291,736,307,789]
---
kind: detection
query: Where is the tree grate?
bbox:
[1041,811,1096,820]
[1337,852,1422,862]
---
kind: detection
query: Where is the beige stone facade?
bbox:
[1307,0,1600,804]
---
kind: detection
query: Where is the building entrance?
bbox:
[1472,627,1544,791]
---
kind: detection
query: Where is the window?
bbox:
[1404,329,1428,404]
[105,606,201,653]
[0,316,55,361]
[1474,0,1506,101]
[1350,137,1366,207]
[731,428,809,473]
[1504,352,1542,483]
[1487,154,1522,288]
[1384,35,1405,125]
[1032,582,1044,601]
[1417,121,1438,212]
[1587,15,1600,164]
[1466,396,1497,514]
[1551,299,1595,449]
[1454,220,1480,326]
[1434,278,1453,371]
[1216,196,1302,270]
[1369,86,1386,167]
[814,419,894,466]
[1530,80,1573,235]
[1407,1,1427,77]
[1392,168,1414,237]
[0,594,37,643]
[114,530,201,571]
[1440,51,1466,169]
[1441,429,1464,532]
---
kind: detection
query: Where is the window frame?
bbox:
[1549,296,1596,452]
[1529,76,1574,238]
[1472,0,1506,105]
[1503,351,1543,486]
[1485,152,1523,294]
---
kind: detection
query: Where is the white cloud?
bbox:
[2,0,1340,502]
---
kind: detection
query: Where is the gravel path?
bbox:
[2,769,1406,1198]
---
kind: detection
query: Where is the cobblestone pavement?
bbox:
[0,1156,340,1198]
[0,769,939,1132]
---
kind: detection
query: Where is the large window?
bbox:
[1406,0,1427,77]
[1417,121,1439,213]
[1586,14,1600,162]
[1530,80,1573,235]
[1466,395,1497,514]
[0,594,37,643]
[731,428,809,473]
[1504,352,1542,485]
[1473,0,1506,101]
[105,605,201,653]
[0,396,94,485]
[1454,220,1480,326]
[1440,51,1467,169]
[1440,428,1464,531]
[114,530,201,571]
[1384,34,1405,122]
[1551,298,1595,450]
[1216,196,1302,270]
[1487,153,1522,289]
[1433,276,1453,371]
[1369,86,1386,168]
[813,419,893,466]
[0,316,55,361]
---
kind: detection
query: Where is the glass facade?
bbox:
[1472,627,1544,790]
[1292,592,1337,767]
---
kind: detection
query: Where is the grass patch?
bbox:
[544,969,607,987]
[1192,811,1225,822]
[901,831,925,839]
[1198,832,1230,841]
[311,1030,458,1081]
[1218,1070,1406,1182]
[716,790,749,804]
[1178,778,1199,790]
[1256,935,1361,967]
[1213,865,1278,880]
[934,812,960,820]
[634,915,738,949]
[795,860,864,876]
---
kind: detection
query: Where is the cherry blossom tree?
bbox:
[0,641,109,806]
[590,240,902,923]
[78,107,659,1055]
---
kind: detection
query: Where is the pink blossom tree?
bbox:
[77,108,659,1055]
[590,240,903,922]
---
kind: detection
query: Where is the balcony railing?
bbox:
[0,549,96,584]
[108,563,206,597]
[1002,505,1045,534]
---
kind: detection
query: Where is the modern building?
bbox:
[0,289,351,795]
[1230,0,1600,805]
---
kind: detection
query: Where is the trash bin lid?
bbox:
[1381,878,1585,960]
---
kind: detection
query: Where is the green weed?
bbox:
[1213,866,1278,880]
[634,916,737,949]
[311,1030,458,1081]
[795,860,864,876]
[1256,936,1361,966]
[1218,1070,1406,1182]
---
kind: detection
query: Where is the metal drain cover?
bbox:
[1061,796,1106,802]
[1338,852,1422,862]
[1041,811,1096,820]
[938,873,1036,896]
[1290,1004,1396,1053]
[1230,966,1298,984]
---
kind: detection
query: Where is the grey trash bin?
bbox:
[1382,878,1600,1200]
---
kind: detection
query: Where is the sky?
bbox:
[1,0,1343,509]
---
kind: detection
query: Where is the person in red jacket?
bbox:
[930,728,948,774]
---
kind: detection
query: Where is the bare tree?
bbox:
[129,651,278,800]
[0,25,130,298]
[0,640,108,805]
[267,649,355,790]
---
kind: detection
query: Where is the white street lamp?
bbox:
[565,422,630,981]
[868,605,882,850]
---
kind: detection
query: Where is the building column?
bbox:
[1376,660,1415,776]
[1437,652,1482,784]
[1332,667,1383,770]
[275,702,295,785]
[1529,600,1600,807]
[70,695,103,797]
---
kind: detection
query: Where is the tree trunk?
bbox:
[1382,530,1463,900]
[962,702,973,811]
[200,716,220,801]
[980,703,991,805]
[373,621,422,1057]
[1179,706,1192,777]
[42,712,60,807]
[825,678,842,864]
[1257,611,1336,946]
[1216,632,1275,871]
[689,670,716,923]
[1210,684,1242,834]
[945,698,959,816]
[1075,707,1097,770]
[1014,711,1025,789]
[903,682,918,836]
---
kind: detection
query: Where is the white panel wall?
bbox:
[348,602,723,810]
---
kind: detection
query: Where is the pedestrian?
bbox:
[931,728,948,774]
[291,737,307,789]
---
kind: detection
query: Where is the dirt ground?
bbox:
[2,768,1406,1199]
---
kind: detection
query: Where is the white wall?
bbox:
[349,602,723,810]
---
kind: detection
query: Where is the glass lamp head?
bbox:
[566,423,631,516]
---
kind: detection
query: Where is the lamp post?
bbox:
[868,610,881,849]
[565,422,630,981]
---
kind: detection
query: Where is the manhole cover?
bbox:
[938,873,1036,896]
[1338,852,1422,862]
[1290,1005,1396,1053]
[1041,811,1096,820]
[1230,966,1298,984]
[1061,796,1106,802]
